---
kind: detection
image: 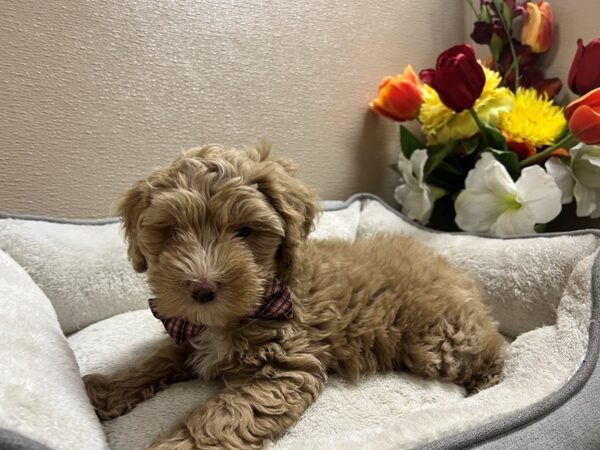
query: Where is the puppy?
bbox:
[84,143,505,450]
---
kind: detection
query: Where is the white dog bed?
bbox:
[1,194,599,450]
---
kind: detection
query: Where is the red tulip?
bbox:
[568,38,600,96]
[420,44,485,113]
[419,69,435,88]
[564,88,600,145]
[521,2,554,53]
[471,20,507,45]
[369,65,423,122]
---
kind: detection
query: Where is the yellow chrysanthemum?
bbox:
[419,66,513,145]
[499,87,566,147]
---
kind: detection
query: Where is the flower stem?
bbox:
[493,0,519,91]
[425,140,458,178]
[519,132,574,167]
[469,108,488,145]
[467,0,480,19]
[507,46,520,91]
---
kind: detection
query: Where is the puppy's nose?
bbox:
[187,279,219,304]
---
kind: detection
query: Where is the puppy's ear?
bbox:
[253,154,320,283]
[113,181,149,273]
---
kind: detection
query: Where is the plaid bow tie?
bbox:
[149,278,293,345]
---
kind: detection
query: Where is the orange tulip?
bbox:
[370,65,423,122]
[501,130,537,160]
[521,2,554,53]
[564,87,600,145]
[508,140,537,160]
[550,148,570,158]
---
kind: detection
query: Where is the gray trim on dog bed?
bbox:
[0,202,348,225]
[0,212,119,225]
[0,428,52,450]
[473,355,600,449]
[425,252,600,450]
[1,193,599,450]
[0,201,353,225]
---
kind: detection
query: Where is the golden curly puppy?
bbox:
[84,143,504,450]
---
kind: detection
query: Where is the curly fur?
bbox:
[84,142,505,450]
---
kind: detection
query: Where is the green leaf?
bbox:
[426,173,462,193]
[501,1,513,28]
[437,160,466,177]
[484,148,521,180]
[426,161,466,194]
[483,124,507,150]
[462,134,480,155]
[425,140,458,177]
[389,163,401,177]
[481,4,491,22]
[400,125,425,159]
[490,33,503,67]
[534,223,547,233]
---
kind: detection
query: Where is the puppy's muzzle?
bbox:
[187,279,220,303]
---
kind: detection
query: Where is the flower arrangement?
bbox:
[370,0,600,235]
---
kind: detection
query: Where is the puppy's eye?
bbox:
[167,227,178,241]
[236,227,252,238]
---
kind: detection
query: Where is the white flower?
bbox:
[455,153,562,236]
[545,143,600,218]
[394,149,445,224]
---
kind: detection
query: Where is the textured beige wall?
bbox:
[543,0,599,104]
[1,0,467,218]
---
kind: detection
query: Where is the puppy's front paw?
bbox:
[147,425,199,450]
[83,373,136,420]
[148,423,259,450]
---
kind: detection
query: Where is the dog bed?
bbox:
[1,193,599,450]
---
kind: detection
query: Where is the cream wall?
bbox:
[1,1,595,219]
[1,0,467,218]
[542,0,599,104]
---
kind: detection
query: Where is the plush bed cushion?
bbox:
[357,200,599,338]
[0,202,360,335]
[0,220,150,334]
[0,250,107,450]
[1,196,598,449]
[69,309,464,450]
